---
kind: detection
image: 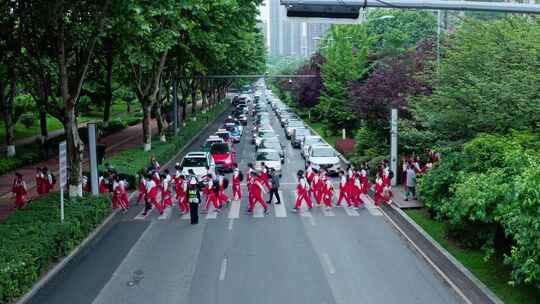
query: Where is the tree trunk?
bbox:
[38,98,48,157]
[191,91,197,118]
[181,92,187,126]
[142,102,152,151]
[65,105,84,197]
[155,104,166,142]
[102,39,114,125]
[0,75,16,157]
[202,91,208,113]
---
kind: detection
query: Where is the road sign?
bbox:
[59,141,67,222]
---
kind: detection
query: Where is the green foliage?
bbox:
[410,17,540,143]
[104,101,229,177]
[366,9,437,55]
[0,151,42,176]
[0,193,111,303]
[355,125,387,159]
[418,131,540,287]
[19,113,35,129]
[316,25,374,130]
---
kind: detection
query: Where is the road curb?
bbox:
[388,204,504,304]
[16,206,121,304]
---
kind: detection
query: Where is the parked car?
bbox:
[301,135,324,158]
[306,144,341,175]
[180,152,215,178]
[238,114,248,126]
[258,137,285,163]
[255,149,282,177]
[215,129,233,146]
[253,129,277,147]
[224,123,241,142]
[286,120,305,139]
[201,136,225,152]
[210,142,237,172]
[292,128,312,148]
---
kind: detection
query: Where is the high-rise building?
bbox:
[306,23,331,55]
[281,21,291,55]
[256,21,269,49]
[290,22,302,57]
[269,0,281,56]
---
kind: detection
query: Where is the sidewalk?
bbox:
[0,101,203,220]
[391,186,423,209]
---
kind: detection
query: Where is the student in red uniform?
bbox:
[204,174,221,212]
[305,162,314,185]
[232,165,243,200]
[217,173,230,207]
[336,170,351,207]
[136,170,147,205]
[322,178,334,210]
[12,173,27,209]
[161,172,173,209]
[175,172,188,214]
[246,163,255,209]
[144,173,162,215]
[360,168,369,194]
[350,174,363,209]
[35,167,45,196]
[293,170,313,212]
[315,170,326,205]
[373,174,385,206]
[247,171,268,214]
[346,166,355,204]
[310,169,320,204]
[99,175,109,193]
[112,176,129,212]
[259,162,271,189]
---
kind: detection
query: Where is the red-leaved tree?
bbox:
[277,52,324,108]
[348,41,435,131]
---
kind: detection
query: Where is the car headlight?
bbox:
[225,158,232,164]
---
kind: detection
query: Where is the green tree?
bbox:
[316,25,374,131]
[409,17,540,143]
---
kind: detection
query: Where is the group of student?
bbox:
[293,161,394,212]
[10,167,55,209]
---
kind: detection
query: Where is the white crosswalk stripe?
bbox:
[228,199,241,219]
[158,206,173,220]
[273,191,287,218]
[206,204,219,219]
[321,206,336,217]
[361,194,383,216]
[253,204,265,218]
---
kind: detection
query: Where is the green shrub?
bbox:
[0,193,111,303]
[125,117,141,126]
[0,152,42,176]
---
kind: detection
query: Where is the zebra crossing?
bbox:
[131,190,383,221]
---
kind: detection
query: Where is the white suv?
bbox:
[180,152,216,178]
[306,144,341,175]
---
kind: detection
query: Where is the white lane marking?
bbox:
[361,194,383,216]
[253,203,265,218]
[206,204,219,219]
[219,258,228,281]
[321,207,336,217]
[322,253,336,275]
[274,191,287,218]
[228,219,234,231]
[228,199,241,219]
[181,211,190,220]
[134,207,152,220]
[342,205,360,216]
[158,206,172,220]
[308,216,316,226]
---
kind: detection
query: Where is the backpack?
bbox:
[238,171,244,182]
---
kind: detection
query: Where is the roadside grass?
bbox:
[405,209,540,304]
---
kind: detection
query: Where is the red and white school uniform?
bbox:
[12,179,27,208]
[146,179,162,214]
[218,176,229,205]
[36,172,46,195]
[311,173,320,202]
[99,176,109,193]
[247,170,254,207]
[322,179,334,208]
[350,177,363,208]
[112,181,129,210]
[374,178,385,206]
[232,170,242,200]
[295,177,313,209]
[161,175,173,209]
[336,175,351,206]
[260,168,271,189]
[360,170,369,195]
[346,169,355,202]
[248,177,267,212]
[306,165,314,185]
[204,179,221,210]
[178,179,189,213]
[136,176,146,204]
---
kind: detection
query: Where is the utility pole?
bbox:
[390,109,398,186]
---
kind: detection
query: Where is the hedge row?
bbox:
[417,131,540,288]
[103,101,230,177]
[0,151,43,176]
[0,193,112,303]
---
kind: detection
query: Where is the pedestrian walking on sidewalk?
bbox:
[12,173,27,209]
[35,167,45,196]
[267,168,281,205]
[43,167,55,193]
[405,165,417,201]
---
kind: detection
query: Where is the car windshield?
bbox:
[204,140,221,148]
[210,143,230,154]
[295,129,310,136]
[312,147,335,158]
[261,132,276,138]
[288,121,303,127]
[217,133,230,141]
[256,151,280,161]
[225,125,236,133]
[182,157,207,167]
[261,142,281,150]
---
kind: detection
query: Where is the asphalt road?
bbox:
[28,97,461,304]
